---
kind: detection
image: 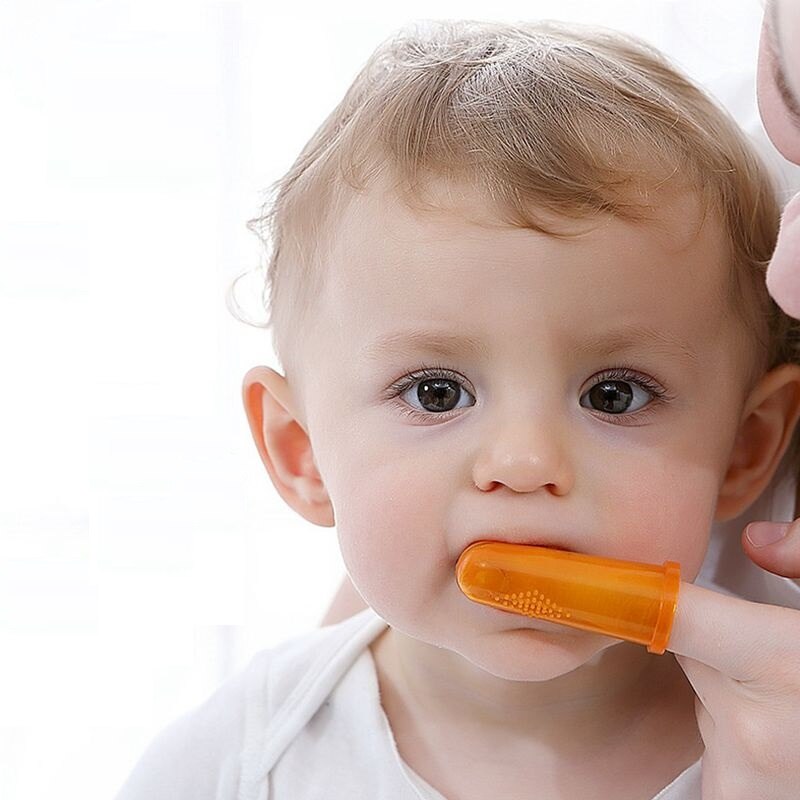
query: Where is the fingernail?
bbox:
[746,522,791,548]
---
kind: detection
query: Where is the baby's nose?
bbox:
[471,412,574,495]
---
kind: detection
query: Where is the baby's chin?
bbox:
[390,610,620,683]
[446,625,620,682]
[367,584,624,681]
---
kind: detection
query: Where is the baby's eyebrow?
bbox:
[573,324,699,366]
[364,324,699,366]
[364,330,489,361]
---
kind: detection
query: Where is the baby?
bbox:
[117,18,800,800]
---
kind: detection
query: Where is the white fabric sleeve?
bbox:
[112,666,250,800]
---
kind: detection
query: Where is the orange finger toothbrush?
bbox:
[455,541,681,654]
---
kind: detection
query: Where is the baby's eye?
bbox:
[387,366,669,421]
[579,370,663,415]
[396,370,475,416]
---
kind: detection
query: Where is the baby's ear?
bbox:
[715,362,800,522]
[241,365,334,527]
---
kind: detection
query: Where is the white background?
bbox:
[0,0,790,798]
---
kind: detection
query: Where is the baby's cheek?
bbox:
[334,457,452,622]
[593,461,718,581]
[652,485,716,582]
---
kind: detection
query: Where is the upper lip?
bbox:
[465,530,575,552]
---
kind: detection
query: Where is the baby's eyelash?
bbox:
[384,363,465,398]
[597,367,670,401]
[384,361,675,418]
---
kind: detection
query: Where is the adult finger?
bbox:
[666,581,800,683]
[742,519,800,579]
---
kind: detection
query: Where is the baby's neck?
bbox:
[372,624,683,737]
[369,626,703,799]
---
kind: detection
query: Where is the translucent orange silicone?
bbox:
[455,541,681,654]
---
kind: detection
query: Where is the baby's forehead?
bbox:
[321,175,731,349]
[328,174,726,276]
[292,174,755,404]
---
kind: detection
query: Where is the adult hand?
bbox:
[667,580,800,799]
[742,519,800,580]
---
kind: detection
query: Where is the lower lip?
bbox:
[477,600,570,632]
[507,624,574,642]
[513,617,566,633]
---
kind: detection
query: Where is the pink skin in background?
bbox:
[758,0,800,318]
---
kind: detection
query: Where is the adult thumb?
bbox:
[743,521,800,579]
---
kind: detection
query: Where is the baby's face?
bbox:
[300,174,749,678]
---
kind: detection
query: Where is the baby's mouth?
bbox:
[454,540,682,654]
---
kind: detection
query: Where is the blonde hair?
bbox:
[228,18,800,479]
